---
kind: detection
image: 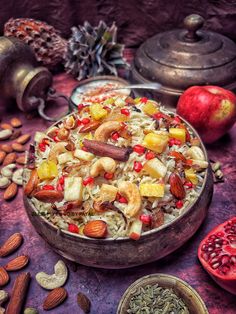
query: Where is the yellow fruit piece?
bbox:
[37,161,58,180]
[169,128,186,143]
[140,183,165,197]
[142,133,169,153]
[144,158,167,179]
[90,104,108,120]
[79,132,93,147]
[185,168,198,185]
[100,184,118,202]
[143,101,159,115]
[103,97,114,105]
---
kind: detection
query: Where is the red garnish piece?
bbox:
[81,118,90,125]
[78,104,84,111]
[140,214,152,225]
[68,224,79,233]
[104,172,114,180]
[145,151,156,160]
[77,119,82,126]
[81,146,88,152]
[120,108,130,116]
[59,176,65,185]
[176,200,184,209]
[169,151,186,162]
[140,97,148,103]
[39,143,46,152]
[168,138,182,146]
[111,132,120,141]
[184,181,193,189]
[133,144,145,155]
[172,116,181,124]
[133,161,143,173]
[83,177,94,186]
[56,183,64,191]
[116,193,128,204]
[42,185,55,190]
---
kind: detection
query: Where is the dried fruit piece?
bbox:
[12,143,25,152]
[0,233,23,257]
[43,287,67,310]
[10,118,22,128]
[24,169,39,196]
[0,267,9,287]
[4,255,29,271]
[33,190,63,203]
[36,260,68,290]
[3,152,17,166]
[0,144,13,153]
[0,152,6,164]
[83,220,107,238]
[16,134,31,144]
[169,173,186,200]
[79,121,100,133]
[3,182,18,200]
[77,292,91,313]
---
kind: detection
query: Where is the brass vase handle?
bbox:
[183,14,204,42]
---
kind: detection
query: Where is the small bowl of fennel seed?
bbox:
[117,274,209,314]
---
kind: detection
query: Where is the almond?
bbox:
[10,129,22,140]
[83,220,107,238]
[3,182,18,200]
[0,233,23,257]
[16,134,31,144]
[0,267,9,287]
[77,292,91,313]
[16,155,26,165]
[12,143,25,152]
[24,169,39,196]
[4,255,29,271]
[43,287,68,310]
[79,121,100,133]
[10,117,22,128]
[33,190,64,203]
[169,173,186,200]
[0,123,12,130]
[3,152,17,166]
[0,151,6,164]
[0,144,13,153]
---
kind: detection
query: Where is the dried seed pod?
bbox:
[77,292,91,313]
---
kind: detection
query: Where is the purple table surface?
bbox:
[0,73,236,314]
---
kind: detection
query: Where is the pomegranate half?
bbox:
[198,217,236,294]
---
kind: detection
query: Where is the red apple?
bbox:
[176,86,236,143]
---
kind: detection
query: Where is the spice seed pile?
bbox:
[0,118,31,201]
[0,232,91,313]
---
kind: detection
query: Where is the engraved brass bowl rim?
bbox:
[117,273,209,314]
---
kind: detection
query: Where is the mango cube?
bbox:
[142,133,169,153]
[144,158,167,179]
[143,101,159,115]
[185,168,198,185]
[90,103,108,120]
[37,161,58,180]
[140,183,165,197]
[169,128,186,143]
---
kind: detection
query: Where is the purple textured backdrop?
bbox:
[0,72,236,313]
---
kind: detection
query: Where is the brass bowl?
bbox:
[117,273,209,313]
[23,111,213,269]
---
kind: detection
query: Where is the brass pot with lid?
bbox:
[131,14,236,108]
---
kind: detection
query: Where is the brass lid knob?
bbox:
[183,14,205,42]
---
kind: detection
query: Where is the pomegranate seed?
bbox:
[120,108,130,116]
[120,122,127,130]
[78,104,84,111]
[133,144,145,155]
[42,185,55,190]
[174,139,182,145]
[172,116,181,124]
[53,136,60,142]
[153,113,163,120]
[68,224,79,233]
[221,255,230,265]
[145,151,155,160]
[77,119,82,126]
[140,97,148,103]
[184,181,193,189]
[83,177,94,186]
[140,214,152,225]
[168,138,176,147]
[104,172,114,180]
[56,183,64,191]
[111,132,120,141]
[81,146,88,151]
[59,176,65,185]
[133,161,143,173]
[39,143,46,152]
[176,200,183,209]
[42,138,50,145]
[119,196,128,204]
[81,118,90,125]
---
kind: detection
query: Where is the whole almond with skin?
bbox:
[24,169,38,196]
[16,155,26,165]
[0,144,13,153]
[33,190,64,203]
[0,267,9,287]
[10,129,22,140]
[77,292,91,313]
[83,220,107,238]
[16,134,31,144]
[0,233,23,257]
[4,255,29,271]
[4,182,18,200]
[0,151,6,164]
[0,123,12,130]
[12,143,25,152]
[10,117,22,128]
[169,173,186,200]
[3,152,17,166]
[43,287,68,310]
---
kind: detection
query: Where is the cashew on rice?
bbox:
[90,157,117,177]
[118,181,142,218]
[94,121,122,142]
[48,142,67,163]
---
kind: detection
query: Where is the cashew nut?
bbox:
[12,168,24,186]
[118,182,142,218]
[0,290,8,305]
[1,164,16,178]
[90,157,117,177]
[192,159,209,170]
[0,129,12,140]
[0,177,11,189]
[48,142,67,163]
[0,307,5,314]
[186,146,205,161]
[35,260,68,290]
[94,121,122,142]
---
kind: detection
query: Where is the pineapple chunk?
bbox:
[90,104,108,120]
[129,219,142,240]
[144,158,167,179]
[143,101,159,115]
[140,183,165,197]
[99,184,118,202]
[74,149,94,161]
[142,133,169,153]
[57,152,73,165]
[64,177,83,201]
[37,161,58,180]
[185,168,198,185]
[169,128,186,143]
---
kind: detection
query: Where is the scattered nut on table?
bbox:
[0,177,11,189]
[12,168,24,186]
[1,163,16,178]
[0,129,12,141]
